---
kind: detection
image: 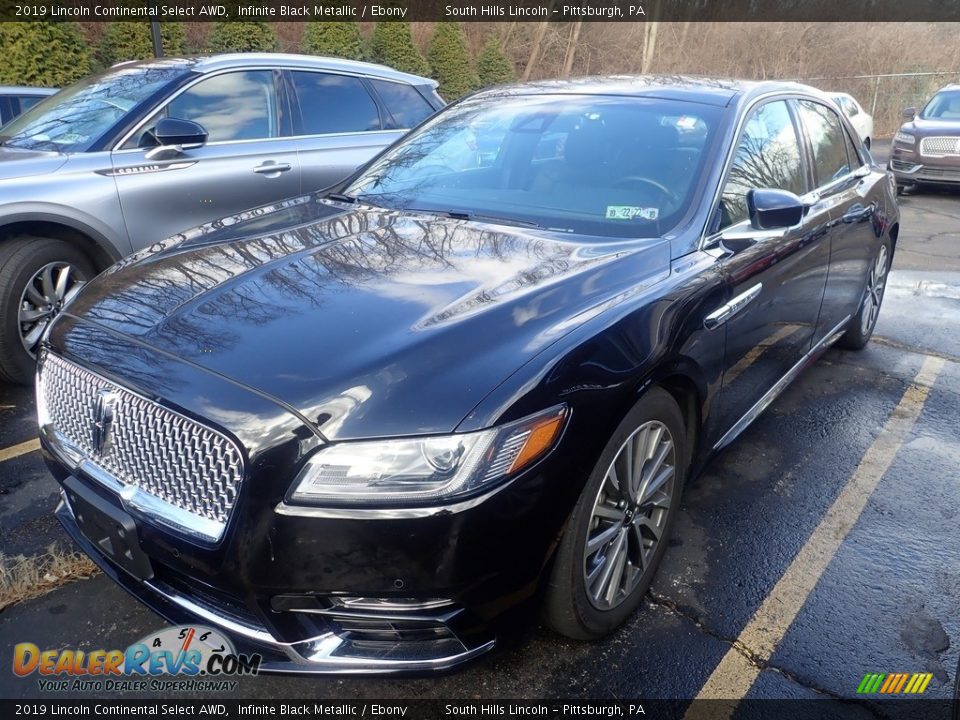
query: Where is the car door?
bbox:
[794,99,878,344]
[705,98,833,447]
[288,70,409,194]
[110,69,301,250]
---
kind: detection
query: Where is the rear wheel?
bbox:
[0,237,93,384]
[544,388,686,640]
[838,240,890,351]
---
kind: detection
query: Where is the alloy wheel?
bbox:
[18,261,87,356]
[860,245,888,336]
[583,420,676,611]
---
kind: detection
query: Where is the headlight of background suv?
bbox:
[289,406,567,505]
[894,130,916,146]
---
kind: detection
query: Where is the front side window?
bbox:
[345,94,722,239]
[719,100,806,228]
[164,70,278,143]
[796,100,852,187]
[0,66,184,152]
[291,71,380,135]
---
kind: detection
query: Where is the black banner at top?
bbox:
[2,0,960,23]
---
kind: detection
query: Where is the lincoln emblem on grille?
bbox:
[91,389,119,456]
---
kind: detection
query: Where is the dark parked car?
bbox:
[0,86,57,126]
[39,77,898,674]
[0,53,441,384]
[889,84,960,191]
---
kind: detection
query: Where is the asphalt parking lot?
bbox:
[2,141,959,709]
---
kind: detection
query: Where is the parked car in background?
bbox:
[830,92,873,148]
[0,86,58,126]
[38,77,898,674]
[888,84,960,193]
[0,53,442,384]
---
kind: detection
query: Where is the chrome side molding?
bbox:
[713,315,851,452]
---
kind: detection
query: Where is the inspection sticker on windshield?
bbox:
[606,206,659,221]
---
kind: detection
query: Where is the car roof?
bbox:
[0,86,58,95]
[467,75,826,108]
[110,53,437,87]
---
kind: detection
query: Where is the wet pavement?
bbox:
[1,154,959,709]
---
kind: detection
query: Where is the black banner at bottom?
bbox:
[1,699,956,720]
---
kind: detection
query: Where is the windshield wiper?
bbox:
[325,192,357,204]
[423,209,546,230]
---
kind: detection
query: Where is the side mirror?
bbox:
[155,117,208,147]
[747,188,805,230]
[902,107,916,121]
[145,118,208,158]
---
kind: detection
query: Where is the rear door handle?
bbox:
[253,162,292,175]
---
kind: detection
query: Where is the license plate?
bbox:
[63,476,154,581]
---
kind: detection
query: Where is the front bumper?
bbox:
[889,157,960,185]
[56,488,496,675]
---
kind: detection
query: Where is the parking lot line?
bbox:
[684,355,945,714]
[0,437,40,463]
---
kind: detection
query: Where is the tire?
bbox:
[0,237,94,385]
[837,239,891,351]
[544,387,687,640]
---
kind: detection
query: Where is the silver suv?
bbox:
[0,53,442,383]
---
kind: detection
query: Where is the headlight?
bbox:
[289,405,567,505]
[894,130,916,146]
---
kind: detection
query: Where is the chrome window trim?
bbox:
[700,92,868,250]
[113,65,420,152]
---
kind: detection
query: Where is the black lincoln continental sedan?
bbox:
[38,76,898,674]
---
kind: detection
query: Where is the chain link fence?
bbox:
[799,72,960,137]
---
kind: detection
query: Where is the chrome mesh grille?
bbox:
[919,136,960,156]
[38,351,244,530]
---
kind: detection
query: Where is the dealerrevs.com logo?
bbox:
[13,625,261,693]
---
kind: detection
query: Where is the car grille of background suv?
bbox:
[37,351,244,541]
[919,136,960,157]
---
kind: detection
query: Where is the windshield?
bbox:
[920,89,960,120]
[345,94,723,239]
[0,64,186,152]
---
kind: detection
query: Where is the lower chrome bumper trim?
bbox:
[56,492,495,675]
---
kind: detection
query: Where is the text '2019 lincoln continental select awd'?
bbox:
[38,77,898,674]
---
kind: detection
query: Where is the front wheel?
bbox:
[0,237,93,384]
[544,388,687,640]
[838,240,890,351]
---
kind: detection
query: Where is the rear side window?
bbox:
[167,70,279,142]
[720,99,806,228]
[291,71,380,135]
[796,100,852,186]
[369,79,435,129]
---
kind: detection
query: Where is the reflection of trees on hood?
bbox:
[81,205,567,355]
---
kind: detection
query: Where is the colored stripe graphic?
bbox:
[857,672,932,694]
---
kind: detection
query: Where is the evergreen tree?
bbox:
[476,35,516,88]
[99,22,186,65]
[208,22,279,53]
[426,22,478,100]
[0,22,92,87]
[369,20,429,76]
[302,12,365,60]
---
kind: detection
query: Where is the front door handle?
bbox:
[253,162,292,175]
[704,283,763,331]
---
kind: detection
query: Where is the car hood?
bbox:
[903,117,960,136]
[0,146,69,179]
[64,202,670,440]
